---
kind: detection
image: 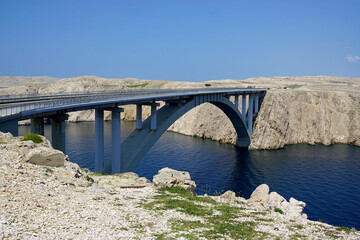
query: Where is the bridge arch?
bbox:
[121,94,250,172]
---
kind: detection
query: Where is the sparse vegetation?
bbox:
[143,186,261,239]
[336,226,351,232]
[0,138,6,144]
[205,83,211,87]
[86,175,94,183]
[127,83,149,88]
[21,132,43,143]
[274,207,284,214]
[45,168,53,173]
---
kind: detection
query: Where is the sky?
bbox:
[0,0,359,82]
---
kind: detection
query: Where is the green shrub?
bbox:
[21,133,43,143]
[274,208,283,214]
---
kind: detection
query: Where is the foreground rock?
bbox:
[1,133,359,239]
[248,184,307,219]
[153,167,196,193]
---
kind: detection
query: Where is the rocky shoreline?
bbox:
[1,132,359,239]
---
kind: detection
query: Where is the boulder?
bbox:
[152,167,196,193]
[24,146,65,167]
[248,184,270,203]
[285,197,307,218]
[220,190,236,203]
[267,191,286,208]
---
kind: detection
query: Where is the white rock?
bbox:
[24,146,65,167]
[248,184,270,203]
[220,190,236,203]
[152,167,196,193]
[267,191,286,208]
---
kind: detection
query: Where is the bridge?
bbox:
[0,88,266,173]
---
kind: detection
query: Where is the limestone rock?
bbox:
[220,190,236,203]
[248,184,270,203]
[267,191,286,209]
[94,172,151,188]
[152,167,196,193]
[24,146,65,167]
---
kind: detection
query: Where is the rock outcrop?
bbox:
[152,167,197,193]
[248,184,307,219]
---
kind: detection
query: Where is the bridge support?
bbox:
[51,114,68,153]
[31,117,44,135]
[136,104,142,130]
[242,95,247,121]
[234,95,239,109]
[95,109,104,173]
[150,103,160,131]
[255,95,259,113]
[248,94,254,134]
[0,118,18,136]
[111,108,124,174]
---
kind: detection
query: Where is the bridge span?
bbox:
[0,88,266,173]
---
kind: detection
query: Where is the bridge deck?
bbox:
[0,88,267,120]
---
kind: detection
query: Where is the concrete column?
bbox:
[95,109,104,173]
[31,117,44,135]
[151,104,157,130]
[136,104,142,130]
[51,114,68,153]
[0,118,18,136]
[248,94,254,134]
[255,95,259,113]
[111,108,124,174]
[234,95,239,109]
[242,95,247,121]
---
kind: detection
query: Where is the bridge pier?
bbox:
[111,108,124,174]
[0,118,18,136]
[248,94,254,134]
[255,95,259,113]
[50,114,68,153]
[234,95,239,109]
[242,95,247,121]
[136,104,142,130]
[150,103,160,131]
[95,109,104,173]
[31,117,44,135]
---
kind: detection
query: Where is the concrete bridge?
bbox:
[0,88,266,173]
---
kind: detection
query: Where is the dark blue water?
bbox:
[19,122,360,230]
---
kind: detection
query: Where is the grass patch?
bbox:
[127,83,149,88]
[146,186,263,239]
[336,226,350,232]
[45,168,53,173]
[274,207,283,214]
[86,175,94,183]
[146,198,213,216]
[21,132,43,143]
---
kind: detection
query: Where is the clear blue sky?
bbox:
[0,0,359,81]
